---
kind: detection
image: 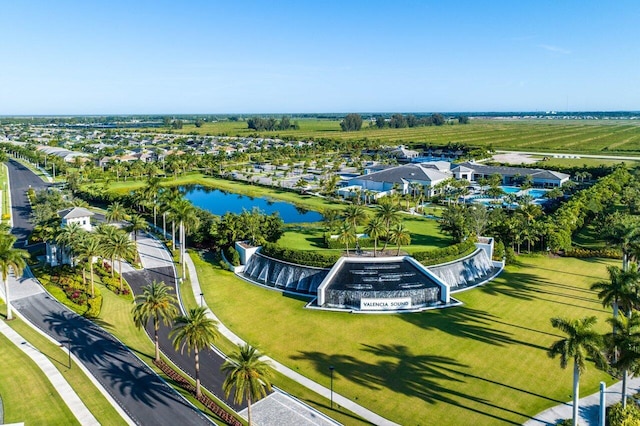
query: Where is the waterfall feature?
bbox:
[241,252,329,294]
[427,249,497,291]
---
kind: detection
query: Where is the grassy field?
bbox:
[0,301,126,425]
[145,119,640,155]
[195,252,617,425]
[0,163,9,221]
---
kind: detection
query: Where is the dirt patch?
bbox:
[491,153,539,165]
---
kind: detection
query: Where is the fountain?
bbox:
[241,252,329,294]
[427,248,499,292]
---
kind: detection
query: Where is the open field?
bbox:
[196,253,617,425]
[144,119,640,155]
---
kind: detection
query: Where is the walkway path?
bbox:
[525,378,640,426]
[184,250,400,426]
[0,316,99,425]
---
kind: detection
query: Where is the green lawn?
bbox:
[143,119,640,155]
[195,252,617,425]
[531,156,640,168]
[0,163,9,221]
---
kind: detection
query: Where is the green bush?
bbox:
[224,246,241,266]
[412,240,476,266]
[262,243,340,268]
[608,401,640,426]
[324,234,377,249]
[564,247,622,259]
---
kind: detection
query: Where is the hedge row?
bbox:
[564,247,622,259]
[412,239,477,266]
[261,243,339,268]
[324,234,377,249]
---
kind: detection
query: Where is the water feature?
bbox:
[182,185,323,223]
[427,249,497,291]
[241,252,329,294]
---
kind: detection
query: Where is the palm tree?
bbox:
[548,316,606,426]
[221,344,273,426]
[55,222,86,265]
[0,233,29,320]
[104,230,136,292]
[364,216,385,257]
[106,201,129,223]
[376,200,400,252]
[170,307,220,398]
[389,223,411,256]
[337,222,356,257]
[94,224,118,278]
[127,214,148,243]
[132,280,178,362]
[607,312,640,408]
[172,199,200,278]
[591,265,640,333]
[343,205,367,230]
[76,234,102,298]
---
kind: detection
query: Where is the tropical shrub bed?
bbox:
[412,239,477,266]
[261,243,339,268]
[564,247,622,259]
[36,266,103,318]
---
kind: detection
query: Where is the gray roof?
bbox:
[352,164,450,184]
[453,162,570,181]
[58,207,95,220]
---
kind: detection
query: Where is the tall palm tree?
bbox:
[389,223,411,256]
[337,222,356,257]
[132,280,178,362]
[0,233,29,320]
[127,214,148,243]
[170,307,220,398]
[607,312,640,408]
[548,316,606,426]
[343,205,367,230]
[55,222,86,265]
[364,216,385,257]
[591,265,640,333]
[94,223,118,277]
[104,230,136,292]
[106,201,129,223]
[76,234,102,298]
[172,199,200,278]
[221,344,273,426]
[376,200,400,252]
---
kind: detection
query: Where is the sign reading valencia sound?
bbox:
[360,297,412,311]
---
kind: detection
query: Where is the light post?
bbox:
[199,292,204,307]
[599,381,606,426]
[329,365,335,408]
[60,340,71,368]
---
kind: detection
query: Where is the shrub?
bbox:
[224,246,241,266]
[564,247,622,259]
[608,401,640,426]
[324,234,376,249]
[262,243,340,268]
[412,240,476,266]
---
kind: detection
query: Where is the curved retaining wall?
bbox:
[241,252,329,294]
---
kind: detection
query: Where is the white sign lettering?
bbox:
[360,297,412,311]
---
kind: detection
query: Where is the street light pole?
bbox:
[199,292,204,307]
[329,365,335,408]
[599,381,606,426]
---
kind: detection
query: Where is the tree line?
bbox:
[246,116,299,131]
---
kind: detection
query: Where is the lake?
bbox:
[182,186,323,223]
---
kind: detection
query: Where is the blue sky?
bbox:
[1,1,638,114]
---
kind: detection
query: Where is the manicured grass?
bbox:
[532,156,640,168]
[195,252,617,425]
[0,330,80,425]
[144,119,640,155]
[3,304,126,424]
[0,163,10,221]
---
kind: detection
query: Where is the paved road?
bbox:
[6,160,212,426]
[123,234,247,413]
[7,159,48,245]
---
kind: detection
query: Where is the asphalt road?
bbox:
[123,236,247,413]
[6,160,212,426]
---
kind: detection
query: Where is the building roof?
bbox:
[352,164,450,184]
[453,162,570,181]
[58,207,95,220]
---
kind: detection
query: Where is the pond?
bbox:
[182,185,323,223]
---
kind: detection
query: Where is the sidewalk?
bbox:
[0,318,99,425]
[524,378,640,425]
[183,251,401,426]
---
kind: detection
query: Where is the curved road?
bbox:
[123,235,247,413]
[7,159,212,426]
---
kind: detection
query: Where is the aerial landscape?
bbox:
[1,1,640,426]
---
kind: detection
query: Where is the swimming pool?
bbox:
[527,189,550,198]
[500,186,521,194]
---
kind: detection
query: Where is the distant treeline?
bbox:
[246,116,300,131]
